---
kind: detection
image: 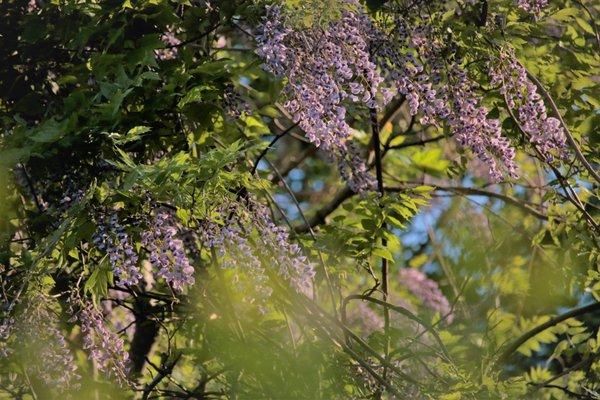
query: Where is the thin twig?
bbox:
[251,123,299,175]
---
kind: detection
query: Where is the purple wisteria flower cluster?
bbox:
[516,0,548,18]
[372,18,519,181]
[155,28,181,61]
[5,297,80,390]
[252,200,316,295]
[27,0,38,12]
[200,199,315,297]
[93,214,142,286]
[490,50,566,161]
[447,65,518,181]
[0,317,13,357]
[338,142,378,194]
[347,302,384,336]
[202,216,272,301]
[255,1,391,192]
[399,268,453,323]
[75,301,130,384]
[142,211,195,292]
[256,2,522,183]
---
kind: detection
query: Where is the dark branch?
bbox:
[496,301,600,365]
[252,122,299,175]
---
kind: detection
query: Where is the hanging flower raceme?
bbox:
[201,216,272,301]
[347,302,384,336]
[252,200,316,295]
[3,297,80,390]
[73,301,130,384]
[0,317,13,357]
[338,142,378,193]
[200,199,315,298]
[255,2,391,192]
[490,50,566,162]
[447,65,518,181]
[93,214,142,287]
[142,211,195,292]
[155,28,181,61]
[399,268,453,323]
[515,0,548,18]
[372,16,519,181]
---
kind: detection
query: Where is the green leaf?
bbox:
[113,125,152,144]
[550,8,579,21]
[0,148,31,166]
[372,247,394,262]
[575,17,595,35]
[84,258,114,304]
[31,119,64,143]
[178,85,210,109]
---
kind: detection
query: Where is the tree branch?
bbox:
[496,301,600,365]
[294,186,354,234]
[252,122,299,175]
[389,184,549,220]
[142,353,182,399]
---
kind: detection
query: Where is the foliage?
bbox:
[0,0,599,398]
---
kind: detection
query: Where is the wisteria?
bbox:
[255,2,389,192]
[27,0,38,12]
[142,211,195,291]
[252,200,316,295]
[93,214,142,286]
[399,268,453,323]
[155,28,181,61]
[9,297,80,389]
[490,50,566,162]
[347,302,384,336]
[447,65,518,181]
[372,17,519,181]
[339,142,378,193]
[256,1,521,183]
[200,199,315,297]
[516,0,548,18]
[201,217,272,302]
[0,318,13,358]
[74,301,130,384]
[102,290,136,340]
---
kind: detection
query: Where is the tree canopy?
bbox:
[0,0,599,398]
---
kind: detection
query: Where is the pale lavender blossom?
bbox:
[155,28,181,61]
[142,211,195,291]
[347,302,384,336]
[490,50,566,162]
[201,218,272,301]
[75,301,130,384]
[255,1,388,192]
[200,199,315,297]
[399,268,453,323]
[447,65,518,181]
[252,200,316,295]
[372,18,518,181]
[338,142,377,193]
[516,0,548,18]
[13,297,80,389]
[93,214,142,286]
